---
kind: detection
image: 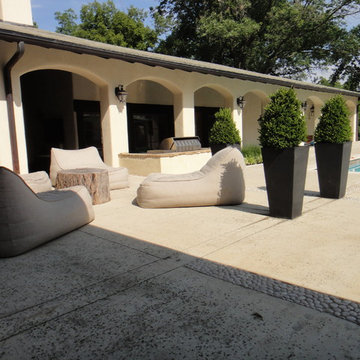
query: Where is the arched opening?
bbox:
[21,70,102,172]
[194,86,228,147]
[126,80,175,152]
[304,96,324,143]
[242,90,269,146]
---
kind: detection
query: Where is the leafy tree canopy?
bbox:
[55,0,158,50]
[326,24,360,91]
[154,0,360,79]
[317,76,345,89]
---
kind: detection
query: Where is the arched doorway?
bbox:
[21,70,102,172]
[242,90,269,146]
[304,96,323,142]
[194,86,228,147]
[126,80,175,153]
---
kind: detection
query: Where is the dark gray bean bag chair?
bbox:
[0,166,95,257]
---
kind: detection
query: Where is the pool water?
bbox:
[349,158,360,172]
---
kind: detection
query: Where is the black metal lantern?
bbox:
[236,96,246,109]
[115,85,128,103]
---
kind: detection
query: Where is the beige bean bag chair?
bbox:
[137,146,246,208]
[20,170,53,193]
[50,146,128,190]
[0,167,95,257]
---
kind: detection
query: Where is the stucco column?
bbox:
[0,72,13,170]
[350,110,358,142]
[355,110,359,141]
[12,77,28,173]
[100,86,129,167]
[174,92,195,137]
[310,106,321,138]
[232,105,243,146]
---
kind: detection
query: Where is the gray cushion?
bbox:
[0,167,95,257]
[136,146,246,208]
[50,146,128,190]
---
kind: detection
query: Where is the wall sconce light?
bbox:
[115,85,128,103]
[301,101,307,110]
[236,96,246,109]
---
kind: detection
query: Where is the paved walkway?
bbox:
[1,144,360,359]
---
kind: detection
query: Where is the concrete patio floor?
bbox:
[1,144,360,359]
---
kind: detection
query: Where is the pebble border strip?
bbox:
[186,259,360,326]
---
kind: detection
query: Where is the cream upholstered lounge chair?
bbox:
[136,146,246,208]
[50,147,129,190]
[0,167,95,257]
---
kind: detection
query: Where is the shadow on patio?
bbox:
[1,223,359,359]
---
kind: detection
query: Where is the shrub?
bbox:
[314,95,352,144]
[209,108,241,145]
[258,88,306,149]
[241,145,263,165]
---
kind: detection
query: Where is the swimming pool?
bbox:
[349,158,360,172]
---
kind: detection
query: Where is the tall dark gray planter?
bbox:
[262,146,309,219]
[315,141,352,199]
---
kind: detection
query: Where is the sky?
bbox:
[31,0,158,32]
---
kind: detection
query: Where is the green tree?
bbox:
[328,25,360,91]
[55,8,78,35]
[55,0,159,51]
[317,76,345,89]
[154,0,360,78]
